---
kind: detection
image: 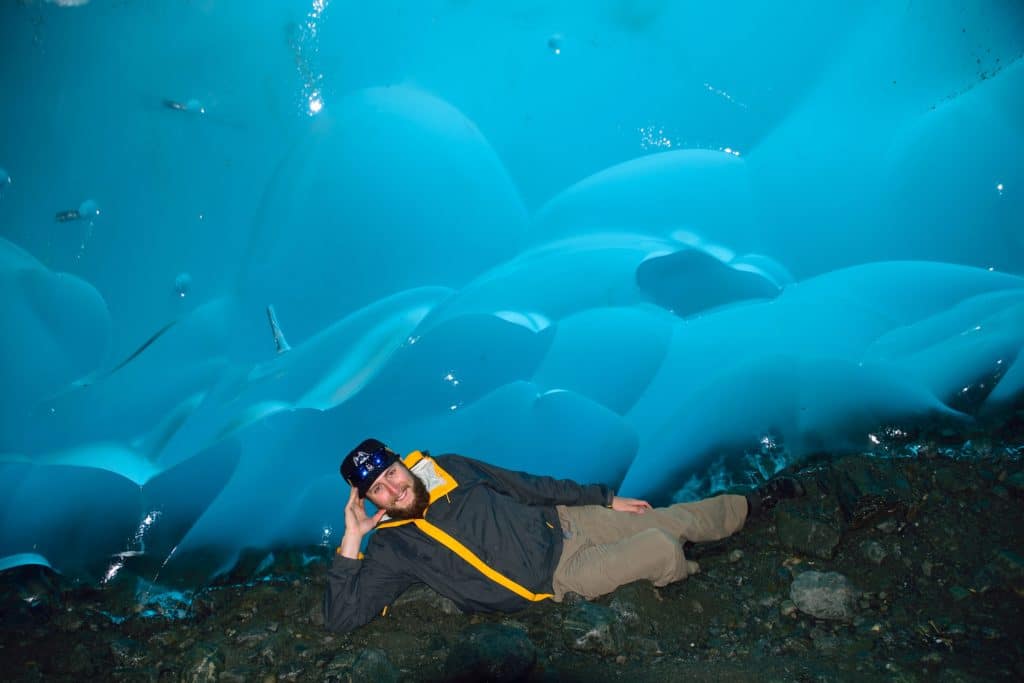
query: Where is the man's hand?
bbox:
[338,487,385,559]
[611,496,652,514]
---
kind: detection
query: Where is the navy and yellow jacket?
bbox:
[323,451,613,633]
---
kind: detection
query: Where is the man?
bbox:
[324,438,802,633]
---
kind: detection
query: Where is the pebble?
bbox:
[790,571,859,621]
[563,602,622,655]
[861,540,887,565]
[728,549,744,563]
[445,624,536,682]
[353,648,398,683]
[946,585,970,602]
[1003,471,1024,495]
[875,519,899,534]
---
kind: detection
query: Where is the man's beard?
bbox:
[385,474,430,519]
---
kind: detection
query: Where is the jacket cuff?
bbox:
[328,554,362,575]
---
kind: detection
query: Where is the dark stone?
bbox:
[445,623,537,682]
[934,467,971,493]
[352,648,399,683]
[1004,471,1024,496]
[393,583,463,615]
[64,642,99,676]
[790,571,858,621]
[323,652,358,680]
[949,586,971,601]
[830,457,911,527]
[308,598,325,627]
[608,581,662,626]
[563,601,624,655]
[179,642,223,683]
[775,502,843,559]
[974,549,1024,594]
[109,638,146,668]
[861,540,887,565]
[0,565,65,616]
[217,670,256,683]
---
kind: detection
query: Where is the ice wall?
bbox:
[0,0,1022,586]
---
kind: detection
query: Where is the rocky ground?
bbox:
[2,422,1023,682]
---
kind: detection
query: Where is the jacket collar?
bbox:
[376,451,457,528]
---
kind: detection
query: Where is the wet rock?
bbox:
[608,594,640,626]
[109,638,146,668]
[393,583,463,615]
[323,652,358,680]
[53,610,85,632]
[234,625,272,646]
[307,598,325,627]
[352,648,399,683]
[949,586,972,601]
[445,623,536,682]
[778,636,811,654]
[63,642,99,676]
[0,566,65,616]
[831,457,911,527]
[179,642,223,683]
[775,503,843,559]
[790,571,858,621]
[1004,471,1024,496]
[875,518,900,534]
[608,582,661,626]
[809,626,841,652]
[150,629,187,651]
[217,669,259,683]
[632,637,663,656]
[861,540,887,565]
[934,466,971,493]
[563,601,624,656]
[974,549,1024,594]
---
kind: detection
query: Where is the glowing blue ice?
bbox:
[0,0,1022,585]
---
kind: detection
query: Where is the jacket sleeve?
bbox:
[323,540,416,633]
[451,455,614,507]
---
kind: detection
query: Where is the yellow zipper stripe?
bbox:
[412,519,553,602]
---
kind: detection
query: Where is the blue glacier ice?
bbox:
[0,0,1022,589]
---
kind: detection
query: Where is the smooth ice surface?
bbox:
[0,0,1022,586]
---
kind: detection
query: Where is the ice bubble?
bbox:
[78,199,100,218]
[547,34,564,55]
[163,99,206,114]
[174,272,192,299]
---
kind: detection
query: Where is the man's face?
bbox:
[364,462,429,519]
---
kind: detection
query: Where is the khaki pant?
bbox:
[550,494,748,600]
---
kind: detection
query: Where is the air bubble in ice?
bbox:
[174,272,192,299]
[547,34,564,55]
